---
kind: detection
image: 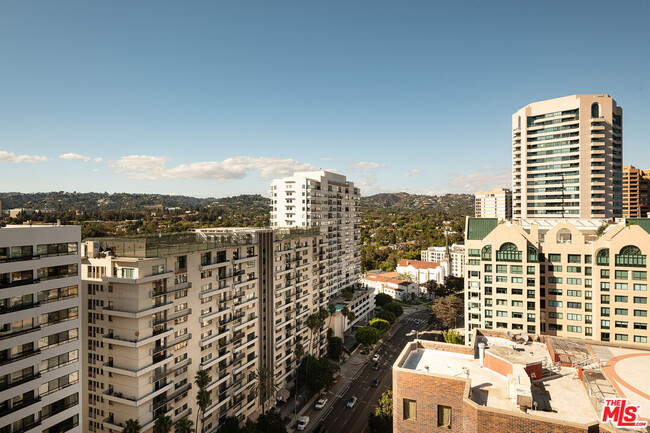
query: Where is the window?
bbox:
[567,313,582,321]
[601,320,610,329]
[497,243,522,262]
[602,307,610,316]
[496,299,507,306]
[567,266,581,273]
[591,103,600,118]
[634,323,647,330]
[549,323,563,331]
[634,297,647,304]
[615,334,628,342]
[511,277,523,284]
[557,228,572,244]
[548,312,563,319]
[615,321,628,328]
[615,308,628,316]
[567,325,582,333]
[567,290,582,297]
[548,288,563,295]
[615,296,628,303]
[567,302,582,309]
[496,311,507,317]
[548,277,562,284]
[512,300,523,307]
[496,276,507,283]
[484,264,492,273]
[549,265,562,272]
[597,249,609,266]
[481,246,492,260]
[527,246,538,263]
[548,254,561,262]
[512,288,523,295]
[601,269,610,278]
[615,246,646,267]
[601,282,610,291]
[437,405,451,428]
[633,271,647,281]
[511,266,523,274]
[468,249,480,257]
[527,266,535,275]
[568,254,581,263]
[615,270,628,280]
[496,265,507,274]
[635,336,648,343]
[567,278,582,285]
[548,300,563,307]
[403,399,417,421]
[615,283,628,290]
[601,295,610,304]
[634,310,647,317]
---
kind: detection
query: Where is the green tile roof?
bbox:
[626,218,650,235]
[467,218,499,240]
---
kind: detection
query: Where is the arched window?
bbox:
[557,228,572,244]
[597,248,609,266]
[496,242,522,262]
[527,246,539,263]
[616,245,647,267]
[481,245,492,261]
[591,103,600,118]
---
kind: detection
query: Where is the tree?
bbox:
[256,408,287,433]
[376,310,396,324]
[368,390,393,433]
[346,311,356,323]
[423,280,439,298]
[375,293,393,308]
[175,417,195,433]
[306,313,324,355]
[298,356,340,394]
[442,275,464,294]
[154,414,172,433]
[293,343,305,419]
[327,336,343,360]
[354,326,382,350]
[123,419,141,433]
[194,369,211,433]
[383,302,403,317]
[252,366,277,414]
[194,369,210,389]
[218,416,242,433]
[327,304,337,328]
[369,318,390,334]
[431,295,463,330]
[442,329,464,345]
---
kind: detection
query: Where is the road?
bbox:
[310,308,433,433]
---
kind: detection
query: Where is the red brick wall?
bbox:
[483,352,513,377]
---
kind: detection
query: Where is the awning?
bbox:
[276,388,290,401]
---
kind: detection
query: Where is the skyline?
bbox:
[2,1,650,197]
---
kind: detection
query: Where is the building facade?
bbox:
[270,171,361,299]
[421,244,465,278]
[464,217,650,348]
[0,225,82,433]
[623,165,650,218]
[474,188,512,220]
[512,94,623,219]
[396,259,448,285]
[359,273,419,300]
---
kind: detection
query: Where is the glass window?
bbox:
[403,399,417,421]
[437,405,451,428]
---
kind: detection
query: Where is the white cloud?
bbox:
[357,174,377,187]
[448,167,511,193]
[93,157,103,162]
[404,168,423,177]
[320,157,336,162]
[108,155,317,182]
[352,161,386,169]
[92,168,99,172]
[0,150,47,163]
[60,153,91,162]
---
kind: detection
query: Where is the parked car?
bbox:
[297,416,310,431]
[408,329,416,336]
[372,362,379,371]
[372,354,380,362]
[347,397,358,408]
[314,424,325,433]
[371,378,379,387]
[315,398,328,410]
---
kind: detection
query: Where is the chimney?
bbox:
[478,343,486,367]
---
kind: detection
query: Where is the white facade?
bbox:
[329,289,375,340]
[359,274,419,301]
[0,225,82,433]
[420,244,465,278]
[270,171,361,299]
[396,259,448,285]
[475,188,512,220]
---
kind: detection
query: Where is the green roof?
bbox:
[467,218,499,240]
[626,219,650,235]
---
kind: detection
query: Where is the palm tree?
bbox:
[154,414,172,433]
[327,304,337,328]
[251,365,277,414]
[293,343,305,419]
[306,313,323,355]
[122,419,141,433]
[194,369,210,389]
[347,311,356,323]
[195,389,211,433]
[175,417,195,433]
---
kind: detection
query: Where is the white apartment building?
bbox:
[420,243,465,278]
[0,225,82,433]
[396,259,448,285]
[270,171,361,299]
[512,94,623,219]
[474,188,512,220]
[329,288,375,340]
[359,273,419,301]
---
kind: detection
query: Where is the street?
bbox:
[308,307,432,433]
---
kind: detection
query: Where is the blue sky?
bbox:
[1,1,649,197]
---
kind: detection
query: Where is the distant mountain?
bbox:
[361,192,474,214]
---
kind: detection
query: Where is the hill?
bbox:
[361,192,474,214]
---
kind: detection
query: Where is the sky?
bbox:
[1,0,649,198]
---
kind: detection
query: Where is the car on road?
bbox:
[314,398,328,410]
[347,397,358,408]
[372,354,380,361]
[371,378,379,387]
[408,329,416,336]
[297,416,310,431]
[372,362,379,370]
[314,424,325,433]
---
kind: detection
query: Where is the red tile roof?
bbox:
[397,259,441,270]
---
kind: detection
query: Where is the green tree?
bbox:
[327,336,343,360]
[122,419,141,433]
[383,302,403,317]
[194,369,210,389]
[256,408,287,433]
[298,356,340,394]
[195,389,211,433]
[376,310,396,325]
[219,416,242,433]
[252,366,277,414]
[354,326,382,350]
[369,318,390,334]
[154,414,172,433]
[442,275,464,294]
[327,304,337,328]
[442,329,464,344]
[368,390,393,433]
[306,313,325,355]
[375,293,393,308]
[175,417,195,433]
[431,295,463,330]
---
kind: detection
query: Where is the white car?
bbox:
[408,329,416,336]
[297,416,310,431]
[314,398,328,410]
[347,396,358,408]
[372,354,380,362]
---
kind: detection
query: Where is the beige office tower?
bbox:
[270,171,361,299]
[81,228,328,432]
[474,188,512,220]
[623,165,650,218]
[464,218,650,347]
[512,94,623,219]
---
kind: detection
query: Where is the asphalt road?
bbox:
[310,308,433,433]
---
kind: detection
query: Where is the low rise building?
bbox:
[396,259,448,284]
[328,287,375,340]
[359,273,419,301]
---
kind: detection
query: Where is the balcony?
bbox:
[103,354,173,378]
[233,355,258,375]
[103,301,172,319]
[103,329,173,348]
[104,380,174,407]
[199,260,229,271]
[103,270,173,285]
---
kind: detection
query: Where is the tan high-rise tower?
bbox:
[623,165,650,218]
[512,95,623,219]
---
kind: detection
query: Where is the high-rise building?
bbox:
[512,94,623,219]
[623,165,650,218]
[420,244,465,278]
[81,227,331,432]
[270,171,361,299]
[0,225,82,433]
[464,217,650,347]
[474,188,512,220]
